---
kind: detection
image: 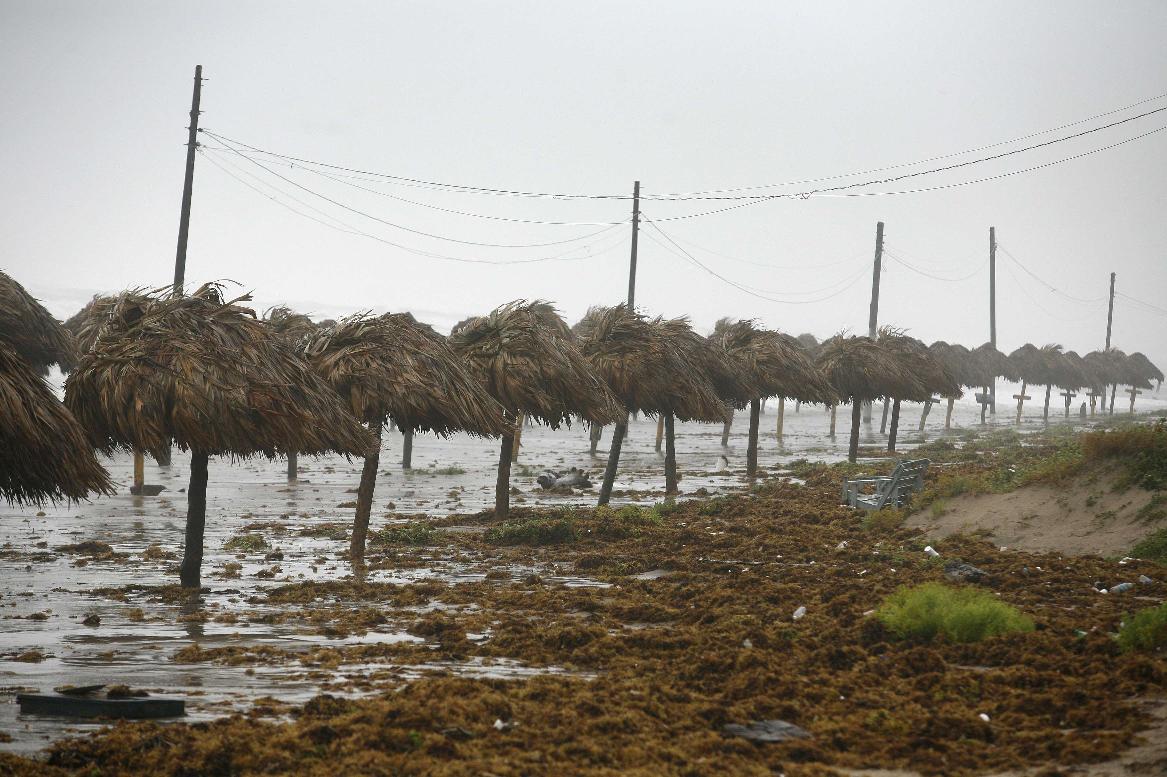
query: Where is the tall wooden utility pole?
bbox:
[989,226,997,414]
[598,182,641,506]
[862,221,884,424]
[173,65,203,295]
[1106,272,1116,415]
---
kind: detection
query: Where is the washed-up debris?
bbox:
[1110,582,1134,594]
[722,719,811,743]
[536,468,593,490]
[793,606,807,620]
[944,561,987,584]
[1139,575,1154,585]
[924,546,940,558]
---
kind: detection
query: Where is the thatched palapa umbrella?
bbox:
[817,335,926,463]
[712,320,834,477]
[450,300,622,518]
[970,342,1015,422]
[927,341,976,429]
[1,340,114,506]
[262,306,321,480]
[877,328,959,451]
[0,270,78,374]
[65,284,375,588]
[1126,352,1162,411]
[1006,343,1050,423]
[305,312,508,559]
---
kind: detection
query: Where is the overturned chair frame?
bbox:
[841,458,930,511]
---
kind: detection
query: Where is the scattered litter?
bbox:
[742,638,753,649]
[1110,582,1134,594]
[835,541,848,550]
[978,713,990,723]
[792,606,806,620]
[1139,575,1154,585]
[944,561,986,583]
[924,546,940,558]
[722,719,811,743]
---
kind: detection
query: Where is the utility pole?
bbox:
[1106,272,1116,415]
[862,221,884,424]
[598,181,641,505]
[989,226,997,414]
[172,65,203,296]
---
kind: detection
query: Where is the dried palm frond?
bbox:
[63,291,153,360]
[653,315,742,418]
[712,320,835,404]
[1007,343,1052,385]
[449,300,623,427]
[1,341,114,506]
[262,306,318,345]
[0,270,78,373]
[795,333,821,357]
[816,334,927,402]
[64,283,374,461]
[929,341,981,389]
[304,311,508,436]
[878,327,961,399]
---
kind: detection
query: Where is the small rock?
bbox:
[722,719,811,743]
[944,561,987,583]
[492,718,516,731]
[1139,575,1154,585]
[978,713,990,723]
[81,613,101,627]
[792,606,806,620]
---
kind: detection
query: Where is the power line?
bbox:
[1000,259,1101,324]
[884,249,984,283]
[199,147,628,266]
[658,232,867,272]
[648,91,1167,198]
[1117,291,1167,317]
[206,137,627,249]
[996,243,1106,303]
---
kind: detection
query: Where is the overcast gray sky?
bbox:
[3,1,1165,367]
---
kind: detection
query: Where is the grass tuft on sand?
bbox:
[1117,602,1167,652]
[876,582,1034,643]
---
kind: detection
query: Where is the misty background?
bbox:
[2,0,1165,368]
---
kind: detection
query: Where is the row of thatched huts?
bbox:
[2,269,1161,588]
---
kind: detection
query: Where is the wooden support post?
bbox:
[401,427,413,470]
[1060,390,1076,418]
[133,451,145,493]
[178,451,209,588]
[887,399,901,452]
[1129,387,1142,413]
[589,424,602,455]
[1014,382,1030,424]
[350,421,383,561]
[664,413,678,495]
[495,417,515,518]
[776,397,785,440]
[1109,383,1117,415]
[945,397,955,429]
[721,412,732,446]
[879,397,890,434]
[847,401,862,463]
[746,400,760,479]
[864,221,884,423]
[286,452,297,481]
[1042,384,1052,422]
[918,397,937,431]
[598,419,627,506]
[795,399,801,413]
[829,405,837,437]
[511,414,523,463]
[655,416,664,452]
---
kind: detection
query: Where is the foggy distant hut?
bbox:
[64,284,374,588]
[574,305,729,503]
[1084,350,1119,414]
[970,342,1016,422]
[262,305,321,480]
[448,300,622,518]
[1126,352,1163,409]
[1060,351,1096,417]
[1,341,113,507]
[816,334,926,463]
[711,321,834,477]
[304,311,508,560]
[876,328,959,451]
[652,316,738,493]
[0,269,78,374]
[927,341,977,429]
[1006,343,1053,423]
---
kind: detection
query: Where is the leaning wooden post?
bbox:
[655,416,664,452]
[887,399,902,452]
[495,415,516,518]
[286,452,297,481]
[133,450,145,494]
[511,413,523,463]
[1109,383,1117,415]
[1042,384,1052,421]
[1014,381,1029,424]
[918,397,937,431]
[847,401,862,463]
[776,397,785,440]
[795,399,801,413]
[178,451,210,588]
[1060,389,1076,418]
[350,420,384,561]
[944,397,955,429]
[746,399,760,479]
[597,418,628,506]
[1129,387,1142,413]
[720,412,732,446]
[401,427,413,470]
[589,424,602,455]
[879,397,890,434]
[664,413,678,495]
[829,405,837,437]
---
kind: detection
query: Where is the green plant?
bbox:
[1117,603,1167,652]
[371,522,442,546]
[431,466,466,476]
[876,582,1034,643]
[1131,528,1167,566]
[1083,421,1167,490]
[862,507,906,532]
[223,533,269,552]
[930,499,947,518]
[485,514,577,545]
[1136,493,1167,524]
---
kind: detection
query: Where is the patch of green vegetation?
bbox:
[862,507,906,532]
[1117,602,1167,652]
[875,582,1034,643]
[586,504,665,540]
[223,534,269,552]
[930,499,947,518]
[1083,420,1167,490]
[485,513,578,545]
[371,522,443,546]
[1131,528,1167,566]
[430,466,466,476]
[1136,493,1167,524]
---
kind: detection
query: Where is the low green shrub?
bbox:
[223,533,269,552]
[1083,420,1167,490]
[1136,493,1167,524]
[876,582,1034,643]
[862,508,905,532]
[485,515,577,545]
[1117,603,1167,652]
[1131,528,1167,566]
[371,522,442,546]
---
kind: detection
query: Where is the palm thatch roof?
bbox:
[1007,343,1053,385]
[574,305,731,420]
[62,291,156,360]
[653,315,745,416]
[1128,352,1164,385]
[878,328,961,400]
[1063,351,1100,392]
[1,341,114,506]
[971,342,1016,383]
[262,306,319,346]
[712,320,835,404]
[448,300,623,428]
[64,283,375,461]
[0,270,77,373]
[929,341,980,389]
[795,333,821,356]
[304,312,508,436]
[816,334,927,402]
